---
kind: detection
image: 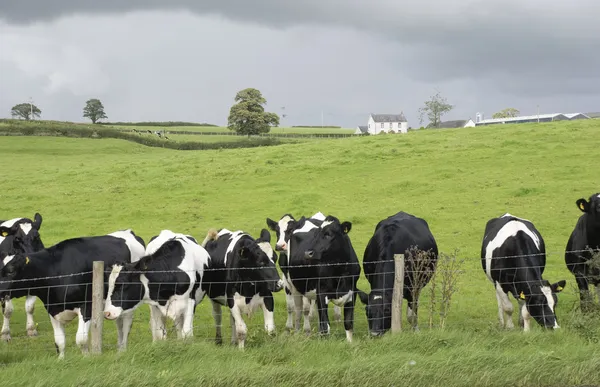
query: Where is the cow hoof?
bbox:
[303,328,311,336]
[27,329,38,337]
[1,333,11,342]
[215,337,223,346]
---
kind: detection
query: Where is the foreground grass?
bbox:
[2,329,599,387]
[1,119,600,386]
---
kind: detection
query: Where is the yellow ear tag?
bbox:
[556,286,563,291]
[579,202,585,211]
[25,257,30,265]
[1,231,7,237]
[519,291,525,300]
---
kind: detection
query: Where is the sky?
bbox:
[1,1,599,128]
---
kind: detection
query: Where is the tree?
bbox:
[227,88,279,137]
[418,91,454,128]
[10,103,41,120]
[83,98,108,124]
[492,108,520,119]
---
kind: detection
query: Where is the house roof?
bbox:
[584,112,600,118]
[564,113,590,119]
[429,120,467,129]
[476,113,567,125]
[356,125,368,133]
[370,113,407,122]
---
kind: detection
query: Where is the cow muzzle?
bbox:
[103,305,123,320]
[275,242,287,252]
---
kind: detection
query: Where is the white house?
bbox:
[365,113,408,135]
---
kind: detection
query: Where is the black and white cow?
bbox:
[200,228,284,349]
[266,212,341,330]
[357,211,438,336]
[285,214,361,341]
[481,213,566,331]
[103,230,210,341]
[565,193,600,308]
[0,213,45,341]
[0,229,145,358]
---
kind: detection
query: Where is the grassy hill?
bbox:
[0,119,599,386]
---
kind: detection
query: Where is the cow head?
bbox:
[266,214,295,252]
[521,279,566,329]
[236,237,283,293]
[256,228,278,265]
[0,254,31,294]
[576,193,600,223]
[104,259,148,320]
[303,216,352,261]
[357,289,391,336]
[0,213,44,255]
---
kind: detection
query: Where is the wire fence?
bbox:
[0,248,599,357]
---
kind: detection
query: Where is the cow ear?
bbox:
[576,199,589,213]
[551,280,566,293]
[266,218,278,231]
[357,289,369,305]
[341,221,352,234]
[33,213,43,230]
[259,228,271,243]
[0,227,9,237]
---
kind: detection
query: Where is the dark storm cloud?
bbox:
[0,1,598,126]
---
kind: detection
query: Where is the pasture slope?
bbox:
[1,120,600,387]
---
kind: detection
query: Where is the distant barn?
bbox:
[474,112,590,126]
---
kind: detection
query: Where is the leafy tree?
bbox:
[10,103,41,120]
[418,91,454,128]
[492,108,520,119]
[227,88,279,137]
[83,98,108,124]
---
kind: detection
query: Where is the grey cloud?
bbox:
[0,1,598,127]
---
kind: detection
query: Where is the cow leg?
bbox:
[118,310,134,351]
[49,314,67,359]
[1,298,13,342]
[25,296,38,337]
[343,297,355,342]
[292,293,304,332]
[115,314,124,350]
[149,305,166,341]
[595,284,600,304]
[211,300,223,345]
[520,302,532,332]
[261,295,275,335]
[285,290,295,331]
[75,309,90,354]
[181,298,195,339]
[333,305,342,323]
[306,298,316,320]
[407,302,419,331]
[229,304,247,349]
[302,298,312,334]
[575,276,592,311]
[315,294,330,336]
[494,283,513,329]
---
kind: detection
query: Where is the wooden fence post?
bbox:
[90,260,104,354]
[391,254,405,333]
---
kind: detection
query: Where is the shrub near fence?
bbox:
[0,120,287,150]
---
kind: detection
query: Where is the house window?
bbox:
[380,123,384,128]
[368,124,370,128]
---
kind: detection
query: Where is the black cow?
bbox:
[0,229,146,358]
[200,228,284,349]
[285,215,361,342]
[481,213,566,331]
[0,213,45,341]
[104,230,210,342]
[565,193,600,309]
[266,212,342,330]
[357,211,438,336]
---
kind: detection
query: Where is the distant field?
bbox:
[105,124,356,135]
[163,134,312,143]
[1,119,600,386]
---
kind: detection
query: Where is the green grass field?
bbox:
[1,120,600,386]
